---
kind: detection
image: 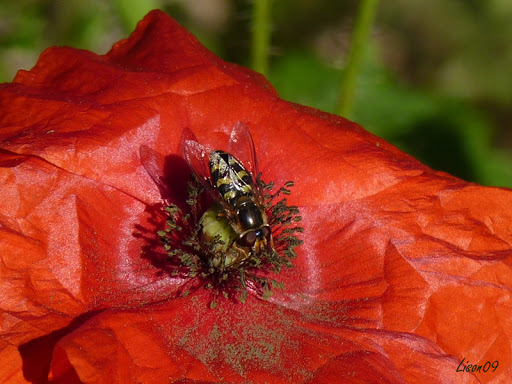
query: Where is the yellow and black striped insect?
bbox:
[184,122,273,267]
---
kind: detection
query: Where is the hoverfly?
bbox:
[183,122,273,267]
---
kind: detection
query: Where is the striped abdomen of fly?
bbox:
[208,150,272,251]
[209,150,254,206]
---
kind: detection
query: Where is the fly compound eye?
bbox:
[239,231,257,247]
[261,226,271,241]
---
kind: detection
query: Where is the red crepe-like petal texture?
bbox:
[45,297,478,384]
[0,9,511,383]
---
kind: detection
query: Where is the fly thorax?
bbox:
[235,196,264,231]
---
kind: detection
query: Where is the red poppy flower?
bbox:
[1,10,511,384]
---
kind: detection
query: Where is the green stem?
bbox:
[251,0,272,76]
[337,0,379,118]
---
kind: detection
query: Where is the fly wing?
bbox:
[227,122,259,178]
[183,134,237,221]
[183,138,214,191]
[140,145,169,203]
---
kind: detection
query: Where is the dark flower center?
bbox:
[158,175,303,308]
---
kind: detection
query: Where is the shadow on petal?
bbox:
[19,309,104,383]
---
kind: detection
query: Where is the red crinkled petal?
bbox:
[1,9,511,384]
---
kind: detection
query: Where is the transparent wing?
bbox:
[183,138,214,191]
[140,145,170,202]
[183,134,237,218]
[227,122,259,178]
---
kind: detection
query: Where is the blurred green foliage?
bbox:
[1,0,511,187]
